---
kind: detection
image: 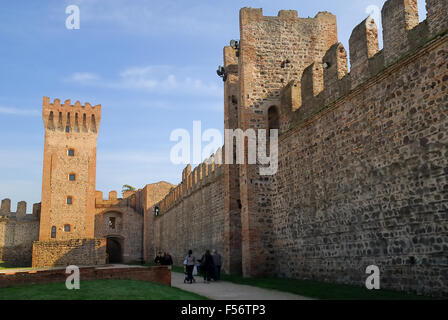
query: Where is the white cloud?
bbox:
[118,65,221,95]
[68,72,101,83]
[66,65,222,97]
[0,106,39,116]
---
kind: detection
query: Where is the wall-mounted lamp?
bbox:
[230,40,240,57]
[216,65,228,82]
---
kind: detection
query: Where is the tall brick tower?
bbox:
[39,97,101,241]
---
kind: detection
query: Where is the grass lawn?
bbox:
[170,265,431,300]
[219,274,432,300]
[0,261,32,271]
[0,261,14,270]
[0,279,208,300]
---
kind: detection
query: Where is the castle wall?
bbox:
[0,200,40,267]
[142,182,176,263]
[273,36,448,297]
[144,1,448,296]
[271,0,448,296]
[147,157,226,267]
[32,238,106,268]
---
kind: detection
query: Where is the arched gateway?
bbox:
[106,236,123,263]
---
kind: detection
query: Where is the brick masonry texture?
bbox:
[0,266,171,288]
[273,33,448,297]
[146,162,226,266]
[94,191,145,264]
[95,182,173,264]
[39,97,101,242]
[32,238,106,268]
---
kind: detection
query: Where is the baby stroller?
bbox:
[183,263,197,284]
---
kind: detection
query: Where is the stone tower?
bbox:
[222,45,243,274]
[39,97,101,241]
[232,8,338,276]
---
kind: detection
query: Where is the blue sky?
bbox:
[0,0,427,210]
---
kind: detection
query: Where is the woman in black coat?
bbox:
[200,250,215,283]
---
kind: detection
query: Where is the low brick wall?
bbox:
[32,238,107,268]
[0,266,171,288]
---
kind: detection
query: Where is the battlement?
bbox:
[280,0,447,131]
[95,190,138,210]
[0,198,41,220]
[237,6,338,117]
[239,7,336,23]
[42,96,101,134]
[157,148,224,215]
[95,191,120,207]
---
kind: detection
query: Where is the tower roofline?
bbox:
[43,96,101,112]
[42,96,101,134]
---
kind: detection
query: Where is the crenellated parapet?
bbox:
[43,96,101,134]
[95,190,140,213]
[0,198,41,220]
[238,7,338,123]
[281,0,447,132]
[349,17,379,88]
[426,0,448,35]
[382,0,419,66]
[95,191,119,207]
[156,148,224,215]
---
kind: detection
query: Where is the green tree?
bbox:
[122,184,136,195]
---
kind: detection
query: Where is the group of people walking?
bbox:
[154,251,174,267]
[184,249,222,284]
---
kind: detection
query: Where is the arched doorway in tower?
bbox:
[106,237,123,263]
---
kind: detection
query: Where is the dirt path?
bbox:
[171,272,313,300]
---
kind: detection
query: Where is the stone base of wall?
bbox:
[32,238,107,268]
[0,266,171,288]
[282,262,447,298]
[0,244,33,267]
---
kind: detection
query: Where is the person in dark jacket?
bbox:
[154,252,163,265]
[212,249,222,281]
[200,250,215,283]
[162,252,173,267]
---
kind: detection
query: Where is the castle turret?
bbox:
[236,8,338,277]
